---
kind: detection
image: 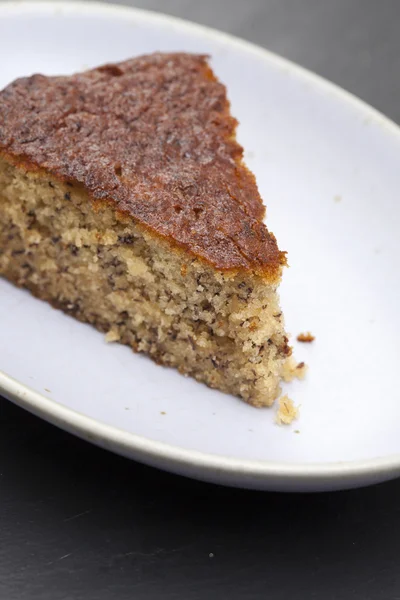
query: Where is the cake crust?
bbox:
[0,53,285,277]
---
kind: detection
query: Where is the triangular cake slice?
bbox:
[0,53,291,407]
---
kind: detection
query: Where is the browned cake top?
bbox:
[0,53,285,276]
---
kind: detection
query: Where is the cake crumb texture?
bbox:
[0,157,290,406]
[105,328,121,343]
[282,357,307,382]
[275,395,299,425]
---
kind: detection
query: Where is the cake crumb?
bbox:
[294,429,300,434]
[334,195,342,203]
[297,332,315,343]
[105,328,120,343]
[282,357,308,382]
[160,411,166,415]
[275,395,299,425]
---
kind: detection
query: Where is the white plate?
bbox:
[1,1,400,492]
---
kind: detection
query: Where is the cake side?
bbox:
[0,52,286,278]
[0,157,290,406]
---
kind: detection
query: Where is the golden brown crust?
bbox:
[0,52,285,276]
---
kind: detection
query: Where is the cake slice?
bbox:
[0,53,290,407]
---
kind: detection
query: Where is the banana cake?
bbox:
[0,53,290,407]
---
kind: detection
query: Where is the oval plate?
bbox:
[1,1,400,492]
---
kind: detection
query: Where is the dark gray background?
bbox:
[1,1,400,599]
[108,0,400,124]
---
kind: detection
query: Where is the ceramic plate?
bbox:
[1,1,399,492]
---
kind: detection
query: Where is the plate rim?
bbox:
[1,0,400,489]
